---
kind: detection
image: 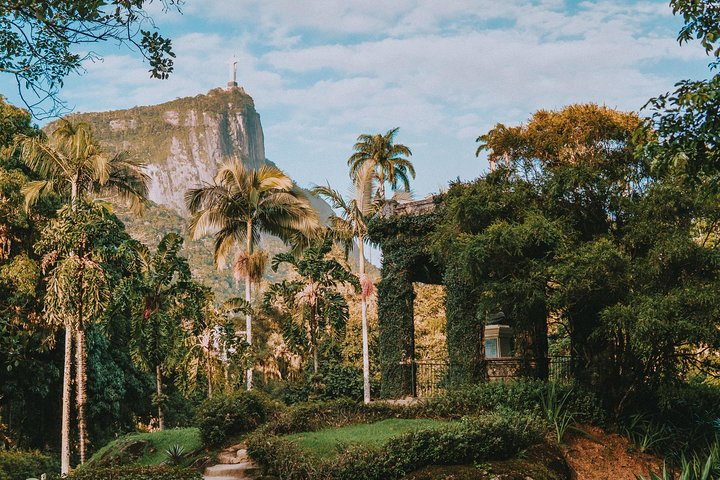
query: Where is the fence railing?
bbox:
[406,355,573,397]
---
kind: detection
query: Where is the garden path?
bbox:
[203,444,259,480]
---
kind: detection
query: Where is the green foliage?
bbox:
[347,127,415,201]
[252,399,404,438]
[248,412,544,480]
[265,237,359,373]
[624,414,669,454]
[368,211,442,397]
[64,465,201,480]
[194,391,276,446]
[417,379,605,426]
[0,1,179,117]
[638,444,720,480]
[0,449,58,480]
[163,444,184,466]
[283,418,448,459]
[540,382,575,443]
[86,428,201,468]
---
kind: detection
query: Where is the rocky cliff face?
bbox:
[54,87,340,299]
[65,87,268,215]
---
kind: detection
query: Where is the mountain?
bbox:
[56,86,339,299]
[64,87,318,215]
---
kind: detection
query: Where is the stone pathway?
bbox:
[203,444,260,480]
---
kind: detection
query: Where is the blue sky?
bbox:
[1,0,714,199]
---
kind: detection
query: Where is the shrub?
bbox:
[64,465,202,480]
[416,379,606,425]
[262,364,378,405]
[257,398,407,437]
[248,412,545,480]
[195,390,278,446]
[0,449,58,480]
[317,363,365,401]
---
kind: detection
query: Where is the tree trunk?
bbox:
[207,346,213,398]
[60,325,72,476]
[359,236,371,404]
[76,330,87,465]
[245,220,254,391]
[310,314,319,374]
[155,365,164,431]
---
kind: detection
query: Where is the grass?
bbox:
[87,427,202,467]
[283,418,449,459]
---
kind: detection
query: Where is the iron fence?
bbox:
[404,355,573,397]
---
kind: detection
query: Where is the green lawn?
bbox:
[87,427,202,467]
[283,418,448,459]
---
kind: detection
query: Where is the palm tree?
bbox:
[312,171,375,404]
[186,159,319,390]
[265,236,359,374]
[16,120,148,472]
[347,127,414,202]
[126,233,192,431]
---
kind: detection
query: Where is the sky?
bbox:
[1,0,714,199]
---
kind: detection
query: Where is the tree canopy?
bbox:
[1,0,179,117]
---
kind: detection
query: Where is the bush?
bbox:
[257,398,407,437]
[624,380,720,457]
[64,465,202,480]
[0,450,58,480]
[248,412,545,480]
[416,379,606,425]
[195,390,278,446]
[262,363,377,405]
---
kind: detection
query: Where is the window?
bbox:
[485,338,498,358]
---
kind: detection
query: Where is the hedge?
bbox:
[247,412,545,480]
[64,465,202,480]
[195,390,279,446]
[0,450,58,480]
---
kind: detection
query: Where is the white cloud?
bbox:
[25,0,711,199]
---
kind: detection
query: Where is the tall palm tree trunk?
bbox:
[155,365,165,430]
[60,325,72,476]
[358,237,371,404]
[76,330,87,464]
[245,220,254,391]
[310,311,319,374]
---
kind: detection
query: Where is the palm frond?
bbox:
[21,180,54,211]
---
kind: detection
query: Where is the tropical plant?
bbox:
[264,236,359,374]
[164,444,185,466]
[638,444,720,480]
[16,120,148,472]
[540,381,575,443]
[175,287,252,397]
[186,160,319,390]
[625,414,669,454]
[311,182,374,404]
[35,202,133,471]
[347,127,414,202]
[122,232,193,430]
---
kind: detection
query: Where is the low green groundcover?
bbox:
[248,412,546,480]
[86,427,201,467]
[284,418,449,459]
[65,465,202,480]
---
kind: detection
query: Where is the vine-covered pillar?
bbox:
[377,259,415,398]
[444,261,485,385]
[368,206,443,399]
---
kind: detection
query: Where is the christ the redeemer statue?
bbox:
[228,56,238,88]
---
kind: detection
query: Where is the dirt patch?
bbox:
[562,425,665,480]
